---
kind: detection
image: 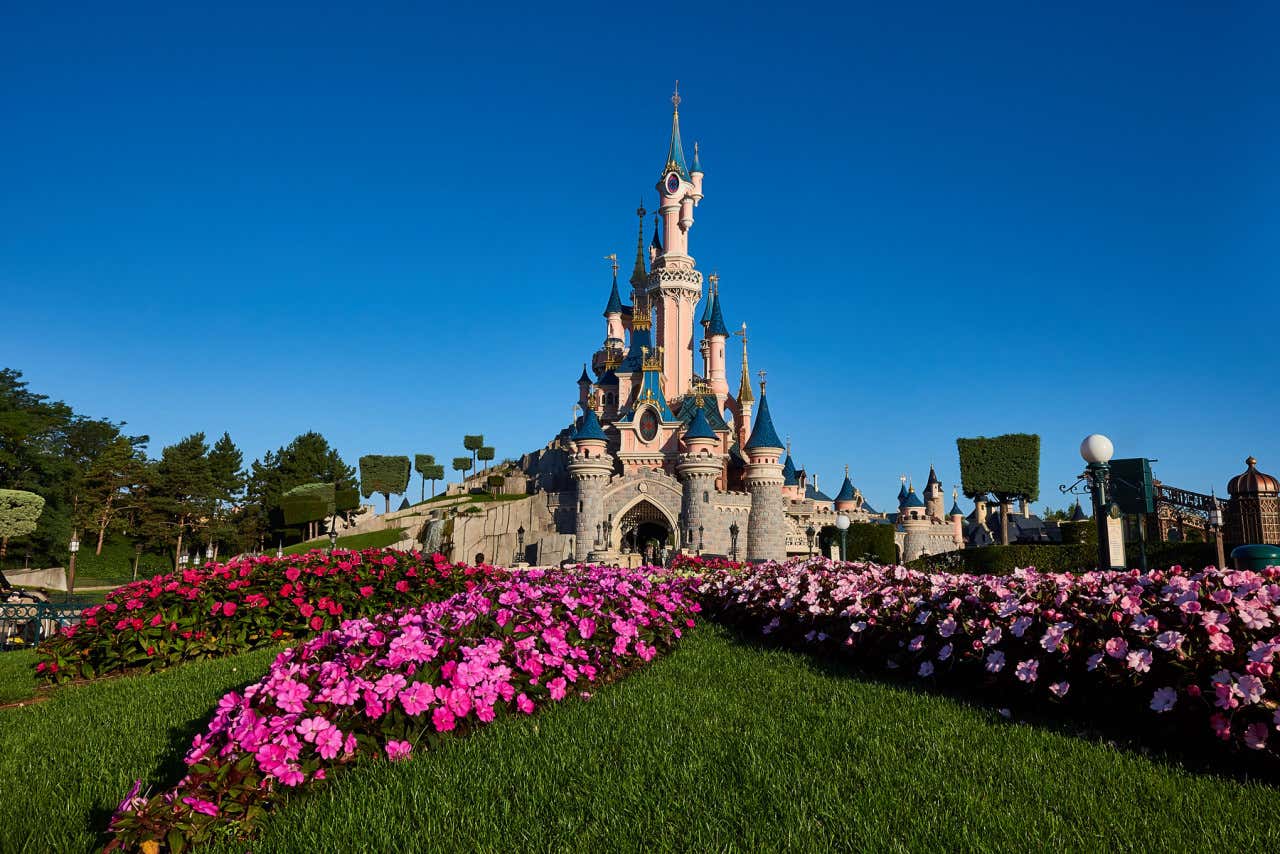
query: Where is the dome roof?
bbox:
[1228,456,1279,496]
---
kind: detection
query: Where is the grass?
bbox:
[281,527,406,556]
[0,649,39,704]
[3,624,1277,852]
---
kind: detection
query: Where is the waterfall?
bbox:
[421,519,444,555]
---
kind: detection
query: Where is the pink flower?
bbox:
[1104,637,1128,659]
[182,797,219,816]
[1150,687,1177,712]
[577,617,596,639]
[1244,723,1269,750]
[385,739,412,761]
[1237,675,1265,706]
[1015,659,1039,683]
[547,677,568,700]
[516,693,535,714]
[1208,632,1234,653]
[985,651,1005,673]
[432,706,456,732]
[1153,631,1183,652]
[1126,649,1152,673]
[1049,681,1069,698]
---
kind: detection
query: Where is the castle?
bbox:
[511,88,867,564]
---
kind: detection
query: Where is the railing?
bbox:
[0,602,85,652]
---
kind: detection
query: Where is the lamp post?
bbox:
[515,525,525,565]
[133,542,143,581]
[835,512,850,562]
[729,521,740,562]
[205,543,214,565]
[276,538,284,560]
[1209,493,1226,570]
[67,535,80,601]
[805,524,816,558]
[697,524,704,556]
[328,518,339,555]
[1080,433,1115,571]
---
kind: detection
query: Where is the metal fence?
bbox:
[0,602,85,651]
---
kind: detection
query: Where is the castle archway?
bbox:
[617,498,677,556]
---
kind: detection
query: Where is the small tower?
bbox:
[924,465,945,520]
[950,488,965,547]
[677,408,722,553]
[704,275,730,398]
[566,408,614,562]
[781,440,802,500]
[896,476,909,515]
[602,254,625,362]
[576,364,592,410]
[1226,456,1280,547]
[834,465,860,515]
[743,382,786,562]
[900,485,929,561]
[735,323,754,448]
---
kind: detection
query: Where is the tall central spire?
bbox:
[664,81,691,180]
[629,202,647,288]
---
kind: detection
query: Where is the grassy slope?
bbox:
[2,626,1277,853]
[281,527,406,556]
[0,649,39,704]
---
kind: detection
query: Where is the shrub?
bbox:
[36,549,505,683]
[907,541,1218,575]
[818,522,896,564]
[0,489,44,560]
[359,456,411,514]
[957,434,1040,502]
[699,559,1280,765]
[104,566,700,849]
[280,483,333,526]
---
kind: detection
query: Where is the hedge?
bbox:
[0,489,44,552]
[818,522,896,564]
[957,433,1040,502]
[359,455,411,499]
[280,483,334,526]
[906,541,1218,575]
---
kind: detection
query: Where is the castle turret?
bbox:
[566,409,613,562]
[576,365,592,410]
[781,442,802,500]
[735,323,754,448]
[690,140,704,203]
[602,264,625,351]
[743,387,786,562]
[950,488,965,546]
[924,465,945,520]
[834,465,859,515]
[677,408,722,553]
[704,275,729,398]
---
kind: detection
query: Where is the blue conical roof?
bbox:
[835,475,857,502]
[603,273,623,316]
[745,393,783,451]
[706,291,729,337]
[664,106,691,181]
[897,481,909,503]
[700,290,715,325]
[577,365,592,385]
[650,218,663,254]
[575,408,607,442]
[904,488,925,508]
[684,407,717,441]
[691,141,702,173]
[949,500,964,517]
[782,454,798,485]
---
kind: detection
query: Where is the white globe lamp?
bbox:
[1079,434,1114,465]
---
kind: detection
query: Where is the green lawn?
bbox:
[1,625,1277,852]
[281,527,406,556]
[0,649,39,704]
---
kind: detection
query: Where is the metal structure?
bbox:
[1151,481,1222,542]
[1,602,84,651]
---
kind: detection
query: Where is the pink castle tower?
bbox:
[650,82,704,400]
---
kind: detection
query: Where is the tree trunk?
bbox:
[420,477,425,503]
[175,529,185,569]
[384,493,391,515]
[430,479,436,498]
[0,536,7,562]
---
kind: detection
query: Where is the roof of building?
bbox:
[1228,456,1279,496]
[897,481,909,503]
[1070,501,1087,522]
[691,140,702,173]
[782,453,798,485]
[903,488,925,508]
[622,365,675,421]
[596,368,618,386]
[705,290,729,337]
[664,104,692,181]
[863,500,879,515]
[573,408,607,442]
[650,217,663,254]
[835,475,857,502]
[603,273,623,316]
[745,392,783,451]
[700,290,715,325]
[805,484,833,502]
[577,365,592,385]
[684,407,717,441]
[926,465,941,488]
[949,500,965,517]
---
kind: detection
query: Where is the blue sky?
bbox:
[2,2,1277,513]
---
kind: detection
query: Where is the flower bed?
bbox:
[105,566,699,851]
[699,559,1280,761]
[37,550,503,684]
[668,554,743,573]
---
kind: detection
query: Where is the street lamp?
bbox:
[729,521,740,562]
[698,524,704,556]
[1080,433,1115,571]
[835,512,850,562]
[515,525,526,565]
[67,535,80,600]
[805,524,816,558]
[205,543,214,564]
[276,538,284,559]
[133,542,143,581]
[1209,492,1226,570]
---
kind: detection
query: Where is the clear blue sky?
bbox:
[3,2,1277,513]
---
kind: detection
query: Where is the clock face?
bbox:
[639,409,659,442]
[665,172,681,194]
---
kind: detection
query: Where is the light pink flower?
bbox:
[1015,659,1039,683]
[1150,687,1177,712]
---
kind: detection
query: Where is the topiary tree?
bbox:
[359,455,411,515]
[956,433,1041,546]
[422,464,445,499]
[0,489,45,563]
[414,454,436,502]
[486,474,504,495]
[463,435,484,475]
[477,446,495,475]
[452,457,473,490]
[281,483,333,541]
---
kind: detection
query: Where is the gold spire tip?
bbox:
[672,80,680,111]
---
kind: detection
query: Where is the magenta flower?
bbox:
[385,740,412,761]
[181,797,219,817]
[432,706,457,732]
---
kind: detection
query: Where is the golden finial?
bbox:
[672,80,681,112]
[637,199,646,219]
[708,270,719,295]
[757,369,767,394]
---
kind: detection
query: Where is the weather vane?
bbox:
[604,253,618,276]
[757,369,767,393]
[672,80,680,110]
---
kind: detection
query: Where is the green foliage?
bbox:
[281,527,406,555]
[1058,520,1095,545]
[486,474,504,489]
[477,446,495,464]
[359,455,411,499]
[65,534,174,585]
[907,541,1217,575]
[452,457,473,475]
[281,483,334,526]
[818,522,896,564]
[956,433,1040,502]
[463,435,485,453]
[422,464,445,481]
[0,489,44,544]
[335,487,360,513]
[414,454,436,475]
[243,431,355,546]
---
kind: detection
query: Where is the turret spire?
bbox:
[745,388,783,451]
[736,322,754,403]
[663,81,692,181]
[691,140,702,173]
[629,202,648,288]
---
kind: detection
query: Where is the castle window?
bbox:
[703,490,709,503]
[579,500,583,513]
